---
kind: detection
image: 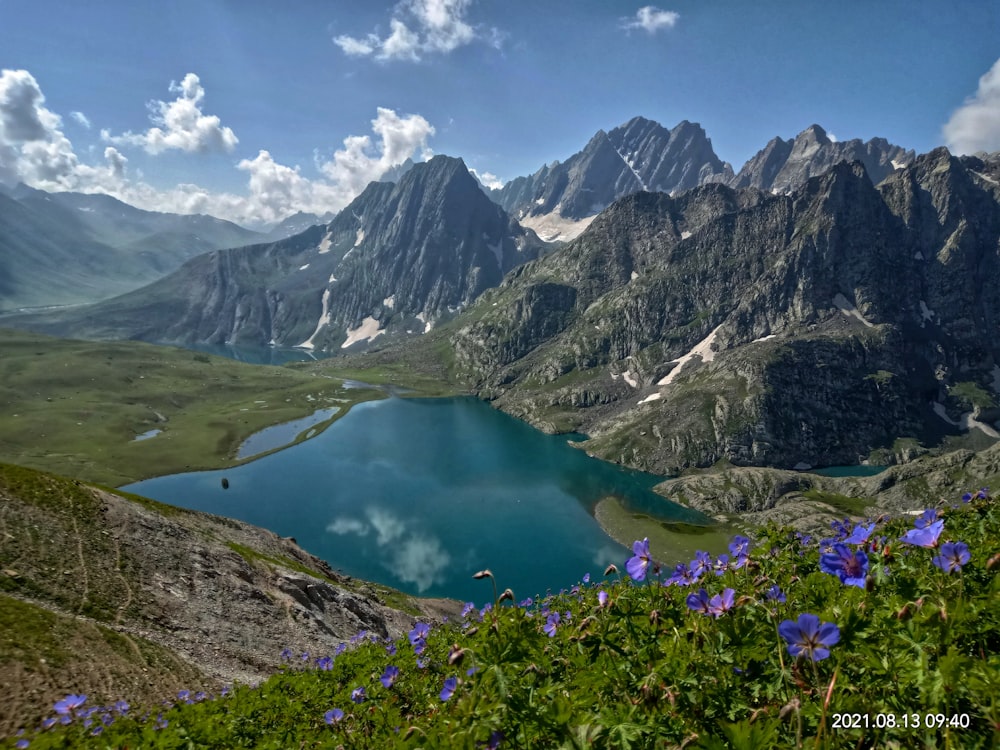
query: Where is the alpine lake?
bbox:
[123,356,722,603]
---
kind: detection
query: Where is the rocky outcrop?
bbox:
[491,117,732,240]
[726,124,914,193]
[451,150,1000,473]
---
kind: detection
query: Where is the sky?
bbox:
[1,0,998,228]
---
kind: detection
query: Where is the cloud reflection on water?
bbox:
[326,506,450,592]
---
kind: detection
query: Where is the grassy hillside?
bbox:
[6,485,998,748]
[0,329,461,486]
[0,462,457,737]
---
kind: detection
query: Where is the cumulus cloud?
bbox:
[621,6,680,34]
[0,69,435,228]
[334,0,493,62]
[0,68,86,190]
[102,73,238,155]
[943,57,1000,155]
[326,517,369,536]
[70,110,91,129]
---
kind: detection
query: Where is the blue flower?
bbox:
[665,562,694,587]
[900,519,944,548]
[324,708,344,724]
[440,676,458,702]
[280,647,293,660]
[686,588,711,614]
[819,543,869,588]
[765,585,786,603]
[707,588,736,617]
[380,665,400,688]
[729,535,750,557]
[844,522,875,546]
[15,740,29,749]
[316,656,333,671]
[712,553,731,576]
[778,613,840,661]
[54,695,86,715]
[487,730,504,749]
[597,590,608,607]
[626,538,652,581]
[543,611,560,637]
[914,509,939,528]
[461,602,476,618]
[351,687,366,704]
[689,550,712,578]
[582,572,591,584]
[932,541,971,573]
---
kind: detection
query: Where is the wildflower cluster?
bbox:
[10,488,998,749]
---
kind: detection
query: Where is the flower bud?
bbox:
[987,552,1000,570]
[498,588,514,603]
[604,563,618,576]
[472,569,493,580]
[447,645,465,666]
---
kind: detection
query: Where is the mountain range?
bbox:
[6,116,997,474]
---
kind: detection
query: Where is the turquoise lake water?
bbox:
[123,396,708,603]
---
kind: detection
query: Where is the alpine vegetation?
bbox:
[8,490,999,749]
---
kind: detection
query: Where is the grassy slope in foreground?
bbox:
[9,488,999,748]
[0,328,457,486]
[0,462,459,737]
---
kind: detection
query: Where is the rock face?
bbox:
[16,156,547,350]
[726,124,914,194]
[491,117,733,240]
[452,149,1000,473]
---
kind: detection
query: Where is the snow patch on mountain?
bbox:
[341,316,385,349]
[657,325,723,387]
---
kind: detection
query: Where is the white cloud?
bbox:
[0,70,434,228]
[70,110,91,129]
[469,167,503,190]
[334,0,493,62]
[387,535,450,592]
[366,507,408,545]
[621,6,680,34]
[943,57,1000,155]
[326,517,369,536]
[103,73,238,155]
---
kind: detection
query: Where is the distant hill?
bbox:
[0,186,262,312]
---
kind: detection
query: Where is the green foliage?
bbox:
[949,382,997,410]
[9,492,1000,749]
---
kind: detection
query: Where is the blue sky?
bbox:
[1,0,998,227]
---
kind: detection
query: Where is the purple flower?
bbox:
[582,573,591,584]
[765,585,786,603]
[689,550,712,578]
[316,656,333,671]
[626,538,652,581]
[350,687,366,704]
[380,665,400,688]
[707,588,736,617]
[280,647,293,660]
[461,602,476,618]
[597,590,608,607]
[779,613,840,661]
[712,553,731,576]
[665,562,694,586]
[409,622,430,643]
[324,708,344,724]
[487,730,504,749]
[914,509,938,528]
[729,535,750,557]
[844,522,875,546]
[385,641,397,656]
[15,740,29,749]
[932,541,971,573]
[543,611,561,637]
[686,588,711,614]
[819,543,869,588]
[830,519,852,541]
[54,695,86,715]
[900,519,944,548]
[439,676,458,702]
